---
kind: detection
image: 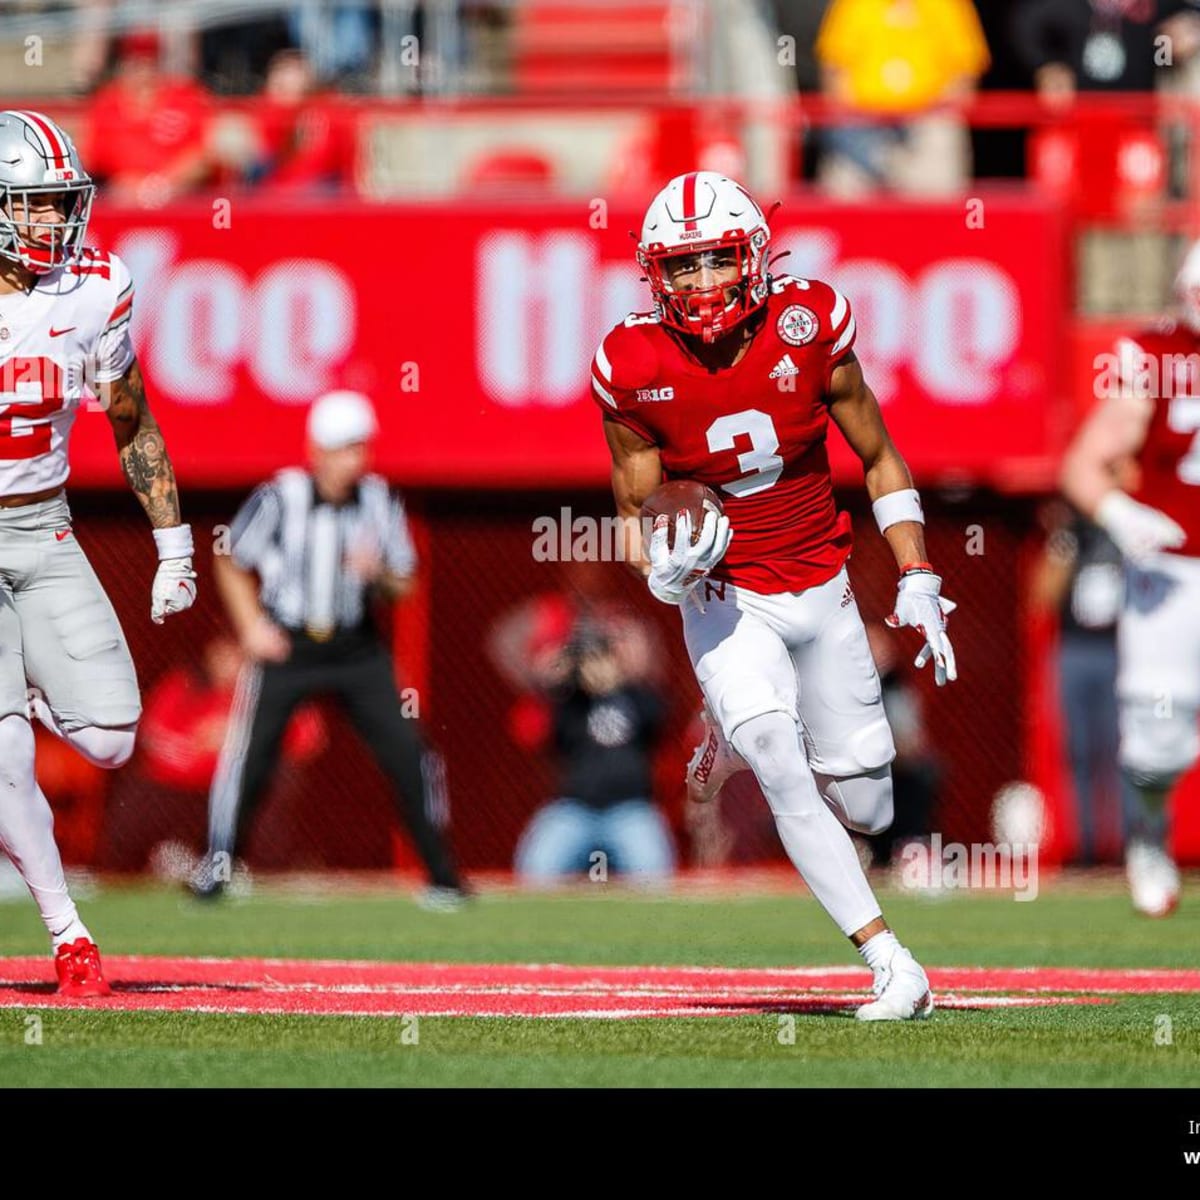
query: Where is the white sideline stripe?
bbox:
[0,995,1095,1017]
[55,956,1200,981]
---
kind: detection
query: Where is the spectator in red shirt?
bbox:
[245,49,352,192]
[83,30,214,208]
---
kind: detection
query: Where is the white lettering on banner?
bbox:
[914,260,1020,403]
[250,261,356,402]
[110,232,357,405]
[477,229,1026,410]
[830,259,910,402]
[480,232,593,406]
[777,234,1024,405]
[156,261,246,402]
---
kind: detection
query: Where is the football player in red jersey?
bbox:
[592,171,957,1020]
[1062,241,1200,917]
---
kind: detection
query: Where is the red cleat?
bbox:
[54,938,112,998]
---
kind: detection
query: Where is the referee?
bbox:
[190,390,466,906]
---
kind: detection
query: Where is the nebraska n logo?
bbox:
[769,353,800,379]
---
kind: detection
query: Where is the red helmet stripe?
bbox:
[16,110,67,167]
[681,172,698,232]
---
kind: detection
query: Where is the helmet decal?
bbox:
[637,172,773,344]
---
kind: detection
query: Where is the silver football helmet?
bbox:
[0,109,94,275]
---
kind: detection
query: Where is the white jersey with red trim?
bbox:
[0,247,134,496]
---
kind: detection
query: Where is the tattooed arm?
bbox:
[103,358,183,528]
[102,358,198,622]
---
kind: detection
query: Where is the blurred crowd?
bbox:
[2,1,1200,203]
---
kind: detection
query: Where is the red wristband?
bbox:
[900,561,934,576]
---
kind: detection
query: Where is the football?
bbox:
[640,479,724,549]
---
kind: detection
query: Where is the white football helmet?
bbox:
[637,171,772,344]
[0,109,94,275]
[1175,237,1200,334]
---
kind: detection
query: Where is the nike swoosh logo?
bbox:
[49,327,76,337]
[55,529,71,541]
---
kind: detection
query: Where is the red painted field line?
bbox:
[0,956,1177,1017]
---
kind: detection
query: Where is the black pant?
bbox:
[207,627,460,888]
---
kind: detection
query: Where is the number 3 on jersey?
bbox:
[1170,397,1200,485]
[707,409,784,497]
[0,357,65,459]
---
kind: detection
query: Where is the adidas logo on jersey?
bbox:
[769,354,800,379]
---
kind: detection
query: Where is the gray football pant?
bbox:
[0,492,141,730]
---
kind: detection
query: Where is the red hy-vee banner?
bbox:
[64,196,1065,489]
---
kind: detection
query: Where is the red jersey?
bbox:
[83,78,210,180]
[1117,323,1200,558]
[592,275,856,594]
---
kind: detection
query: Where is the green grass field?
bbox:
[2,875,1199,1087]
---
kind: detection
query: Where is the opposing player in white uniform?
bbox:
[0,110,197,994]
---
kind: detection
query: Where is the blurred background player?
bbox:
[594,171,956,1021]
[513,618,673,885]
[0,108,196,994]
[192,389,467,907]
[1062,238,1200,916]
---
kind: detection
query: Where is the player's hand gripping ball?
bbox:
[640,480,731,605]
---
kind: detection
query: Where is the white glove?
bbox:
[151,557,198,624]
[886,570,958,686]
[151,524,197,624]
[1095,491,1186,564]
[646,509,732,605]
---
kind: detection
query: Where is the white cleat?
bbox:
[1126,840,1180,918]
[686,706,749,804]
[856,946,934,1022]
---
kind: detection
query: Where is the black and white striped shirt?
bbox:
[229,468,417,633]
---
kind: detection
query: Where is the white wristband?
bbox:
[153,523,193,561]
[873,488,925,534]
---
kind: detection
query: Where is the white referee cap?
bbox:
[307,390,378,450]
